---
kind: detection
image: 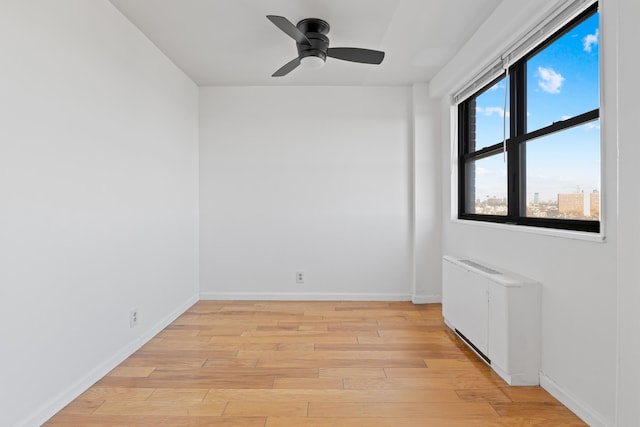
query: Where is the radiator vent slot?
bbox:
[455,329,491,365]
[459,259,502,274]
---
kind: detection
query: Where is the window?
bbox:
[458,3,600,233]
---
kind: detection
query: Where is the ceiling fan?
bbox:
[266,15,385,77]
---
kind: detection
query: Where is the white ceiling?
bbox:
[109,0,502,87]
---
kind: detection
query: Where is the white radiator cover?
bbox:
[442,255,541,386]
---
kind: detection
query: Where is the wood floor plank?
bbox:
[51,399,104,415]
[203,335,359,345]
[241,349,436,364]
[425,357,489,370]
[455,388,513,403]
[92,400,226,416]
[223,401,308,417]
[44,301,586,427]
[307,401,499,418]
[202,358,260,369]
[147,366,319,380]
[490,401,581,418]
[356,335,464,345]
[384,367,503,382]
[272,377,344,389]
[107,366,156,378]
[120,355,206,369]
[202,388,461,403]
[204,343,280,351]
[276,343,315,351]
[240,329,380,337]
[257,357,426,369]
[78,387,155,401]
[316,342,452,351]
[265,417,475,427]
[343,376,508,391]
[46,414,266,426]
[147,388,209,402]
[94,375,277,389]
[318,367,386,378]
[266,416,582,427]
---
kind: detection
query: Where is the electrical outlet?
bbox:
[130,308,138,328]
[296,271,304,284]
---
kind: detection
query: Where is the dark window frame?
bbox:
[457,3,600,233]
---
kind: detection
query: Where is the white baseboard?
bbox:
[199,291,412,301]
[23,294,199,427]
[539,372,612,427]
[412,294,441,304]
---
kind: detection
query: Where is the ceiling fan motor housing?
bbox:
[267,14,385,77]
[296,18,330,61]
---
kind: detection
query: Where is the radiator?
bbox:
[442,255,541,386]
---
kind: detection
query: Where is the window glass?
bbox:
[465,154,508,216]
[472,77,510,151]
[527,12,599,132]
[457,4,600,232]
[525,120,600,219]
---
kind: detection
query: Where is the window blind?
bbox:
[452,0,596,105]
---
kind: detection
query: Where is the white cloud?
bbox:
[475,167,507,177]
[537,67,565,94]
[584,122,600,131]
[583,29,599,53]
[561,115,572,121]
[476,106,510,118]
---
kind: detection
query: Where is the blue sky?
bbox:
[473,12,600,203]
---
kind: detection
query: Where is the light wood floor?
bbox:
[46,301,586,426]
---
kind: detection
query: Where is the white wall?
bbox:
[615,0,640,424]
[431,1,620,426]
[412,84,442,302]
[0,1,199,426]
[199,86,416,300]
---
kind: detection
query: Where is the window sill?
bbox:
[451,218,606,243]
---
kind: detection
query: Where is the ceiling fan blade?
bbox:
[327,48,385,64]
[272,57,301,77]
[266,15,311,45]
